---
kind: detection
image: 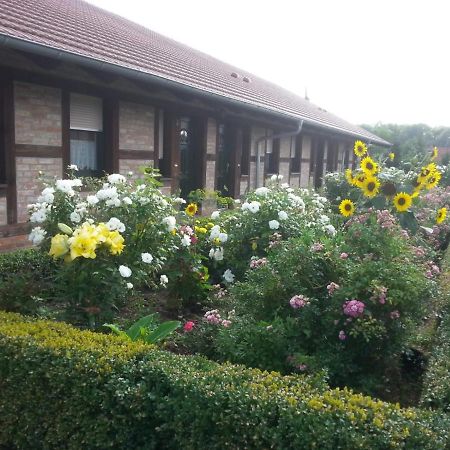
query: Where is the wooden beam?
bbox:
[15,144,62,158]
[61,90,70,175]
[119,150,154,160]
[3,75,16,224]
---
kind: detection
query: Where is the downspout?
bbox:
[255,120,304,187]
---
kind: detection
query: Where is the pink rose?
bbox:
[183,321,195,332]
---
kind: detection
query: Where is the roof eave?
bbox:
[0,33,391,147]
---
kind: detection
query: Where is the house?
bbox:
[0,0,389,236]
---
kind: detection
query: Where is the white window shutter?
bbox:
[70,94,103,131]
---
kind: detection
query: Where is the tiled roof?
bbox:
[0,0,390,145]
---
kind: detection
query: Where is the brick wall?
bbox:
[119,158,153,180]
[16,157,63,223]
[119,101,154,151]
[14,82,62,146]
[0,197,6,226]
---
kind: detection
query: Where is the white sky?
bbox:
[87,0,450,127]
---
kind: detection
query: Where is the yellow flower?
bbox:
[418,163,437,182]
[360,156,378,176]
[185,203,198,217]
[207,222,215,229]
[345,169,355,185]
[354,140,368,158]
[69,233,98,260]
[432,146,438,161]
[437,207,447,224]
[389,152,395,161]
[96,223,111,243]
[213,237,221,246]
[195,226,207,234]
[107,230,125,255]
[425,170,441,190]
[49,234,69,259]
[393,192,412,212]
[251,240,258,250]
[362,176,380,198]
[339,199,355,217]
[354,172,366,188]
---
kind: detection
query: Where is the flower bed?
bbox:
[0,311,449,450]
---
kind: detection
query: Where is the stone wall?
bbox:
[0,197,7,226]
[14,82,62,146]
[119,101,155,151]
[16,157,62,223]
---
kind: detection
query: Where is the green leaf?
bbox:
[103,324,129,340]
[144,321,181,344]
[126,314,159,341]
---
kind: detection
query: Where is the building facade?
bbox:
[0,0,389,235]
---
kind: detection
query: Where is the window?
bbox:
[240,128,250,176]
[70,93,104,177]
[291,135,302,173]
[266,137,280,175]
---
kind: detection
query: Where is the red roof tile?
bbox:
[0,0,390,145]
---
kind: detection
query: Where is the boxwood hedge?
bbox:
[0,311,449,450]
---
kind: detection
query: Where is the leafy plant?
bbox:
[104,313,181,344]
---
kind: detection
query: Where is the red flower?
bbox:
[183,321,195,332]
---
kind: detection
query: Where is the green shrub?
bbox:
[211,211,435,395]
[0,311,448,449]
[0,249,56,315]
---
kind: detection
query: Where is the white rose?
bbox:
[160,274,169,286]
[30,209,47,223]
[86,195,99,205]
[218,232,228,243]
[213,247,224,261]
[141,252,153,264]
[325,224,337,236]
[68,164,78,171]
[119,265,132,278]
[28,227,46,245]
[269,219,280,230]
[107,173,126,184]
[278,211,288,221]
[126,282,133,289]
[123,197,132,205]
[70,211,81,223]
[248,201,261,213]
[223,269,235,283]
[211,211,220,220]
[162,216,176,232]
[181,234,191,247]
[107,217,125,233]
[255,187,270,196]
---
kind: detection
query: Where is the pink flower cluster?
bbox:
[289,294,310,309]
[425,260,440,279]
[249,257,268,269]
[343,300,365,318]
[269,232,282,249]
[376,210,397,230]
[338,330,347,341]
[310,242,324,252]
[340,252,348,259]
[179,225,198,244]
[390,310,400,320]
[204,310,232,327]
[327,282,340,296]
[378,286,388,305]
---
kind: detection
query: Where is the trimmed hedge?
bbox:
[421,246,450,411]
[0,312,449,449]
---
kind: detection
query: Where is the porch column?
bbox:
[300,135,311,188]
[279,136,291,182]
[204,117,217,191]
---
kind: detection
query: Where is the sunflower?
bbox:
[345,169,355,185]
[381,181,397,197]
[185,203,198,217]
[393,192,412,212]
[425,170,441,190]
[353,172,366,188]
[418,163,437,182]
[432,146,439,161]
[354,140,368,158]
[389,152,395,161]
[437,207,447,224]
[362,176,380,198]
[360,156,378,175]
[339,199,355,217]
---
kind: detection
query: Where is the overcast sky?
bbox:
[87,0,449,127]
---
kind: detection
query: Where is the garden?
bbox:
[1,142,450,449]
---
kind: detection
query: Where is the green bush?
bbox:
[209,211,435,395]
[0,311,448,449]
[0,249,56,315]
[420,247,450,411]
